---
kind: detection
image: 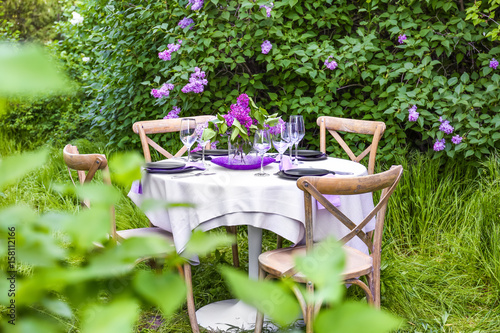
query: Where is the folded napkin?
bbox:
[130,180,142,194]
[317,174,341,209]
[280,155,294,171]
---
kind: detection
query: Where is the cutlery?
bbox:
[171,172,216,179]
[329,170,354,175]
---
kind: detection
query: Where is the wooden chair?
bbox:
[132,117,240,268]
[63,144,200,333]
[132,116,215,163]
[317,116,386,175]
[255,165,403,333]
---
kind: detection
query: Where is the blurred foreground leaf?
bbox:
[108,152,144,188]
[184,230,235,257]
[81,297,140,333]
[314,301,404,333]
[133,270,186,316]
[0,43,73,98]
[221,267,301,327]
[0,149,48,190]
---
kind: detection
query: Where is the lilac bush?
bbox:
[187,0,204,11]
[451,135,463,144]
[439,117,454,134]
[158,40,182,61]
[163,106,181,119]
[408,105,419,122]
[324,56,338,70]
[259,3,274,17]
[433,138,446,151]
[181,67,208,93]
[261,40,272,54]
[151,83,174,99]
[490,58,499,69]
[178,17,195,30]
[398,34,407,44]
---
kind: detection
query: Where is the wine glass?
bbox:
[290,115,305,165]
[271,122,291,170]
[180,118,198,162]
[195,121,210,167]
[253,129,271,176]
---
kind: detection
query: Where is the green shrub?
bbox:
[53,0,499,162]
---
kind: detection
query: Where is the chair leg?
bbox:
[276,235,283,249]
[183,263,200,333]
[369,270,381,308]
[254,266,266,333]
[225,226,239,267]
[305,282,314,333]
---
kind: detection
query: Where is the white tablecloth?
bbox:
[128,157,374,254]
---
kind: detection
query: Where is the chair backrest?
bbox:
[63,144,116,239]
[296,165,403,259]
[132,115,215,162]
[317,116,386,174]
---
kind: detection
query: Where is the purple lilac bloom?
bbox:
[187,0,203,10]
[224,93,255,132]
[178,17,195,30]
[451,135,463,144]
[398,34,407,44]
[181,67,208,94]
[152,83,175,99]
[408,105,419,122]
[158,40,182,61]
[439,118,454,134]
[261,40,272,55]
[324,56,338,70]
[191,143,203,153]
[259,2,274,17]
[490,58,499,69]
[164,106,181,119]
[210,141,219,149]
[195,122,207,138]
[433,138,446,151]
[268,118,286,135]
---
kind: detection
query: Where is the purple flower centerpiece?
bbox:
[204,93,280,166]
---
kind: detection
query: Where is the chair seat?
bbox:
[116,227,174,242]
[258,245,373,283]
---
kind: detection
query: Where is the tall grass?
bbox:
[1,134,499,332]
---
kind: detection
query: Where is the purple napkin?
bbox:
[317,174,341,209]
[280,155,294,171]
[130,180,142,194]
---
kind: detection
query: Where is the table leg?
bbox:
[195,226,264,331]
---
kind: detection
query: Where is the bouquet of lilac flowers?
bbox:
[203,94,280,145]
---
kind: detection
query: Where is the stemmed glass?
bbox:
[271,122,291,170]
[195,122,210,167]
[180,118,198,163]
[289,115,305,165]
[253,129,271,176]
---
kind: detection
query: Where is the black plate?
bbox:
[145,160,186,169]
[276,171,300,180]
[297,150,324,157]
[193,149,228,156]
[283,168,332,177]
[297,154,328,162]
[146,166,197,174]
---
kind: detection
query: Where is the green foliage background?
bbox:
[38,0,499,162]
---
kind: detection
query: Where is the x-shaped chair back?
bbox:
[297,165,403,256]
[317,116,386,174]
[132,116,215,162]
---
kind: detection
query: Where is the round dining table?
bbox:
[128,156,374,331]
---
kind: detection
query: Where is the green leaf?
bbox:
[133,271,186,316]
[81,298,140,333]
[221,267,301,326]
[109,152,144,188]
[315,301,403,333]
[184,230,234,257]
[0,149,48,190]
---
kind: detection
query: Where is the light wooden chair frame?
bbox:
[255,165,403,333]
[132,116,215,163]
[132,116,240,268]
[317,116,386,175]
[63,144,201,333]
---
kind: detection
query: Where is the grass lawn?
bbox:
[1,135,499,332]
